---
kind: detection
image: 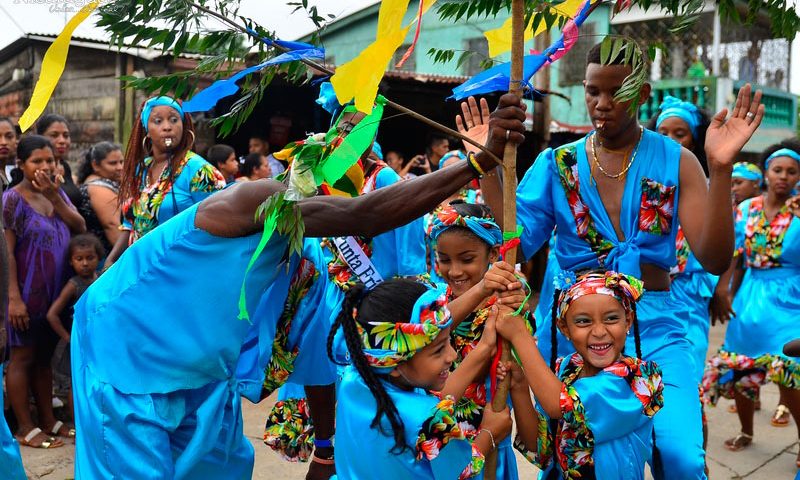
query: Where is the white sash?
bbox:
[332,236,384,290]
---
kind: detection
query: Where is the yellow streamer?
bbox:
[19,1,99,132]
[331,0,437,114]
[484,0,584,58]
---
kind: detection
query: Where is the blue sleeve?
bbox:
[374,167,427,276]
[574,374,651,444]
[733,199,749,257]
[517,149,557,260]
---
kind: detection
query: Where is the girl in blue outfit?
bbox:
[649,95,716,384]
[331,278,514,480]
[262,141,429,476]
[496,270,664,480]
[702,144,800,467]
[428,201,531,479]
[105,96,226,265]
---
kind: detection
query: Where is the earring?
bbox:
[142,136,152,154]
[187,130,196,150]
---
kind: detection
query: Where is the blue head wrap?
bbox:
[428,203,503,247]
[141,96,184,133]
[764,148,800,170]
[732,162,763,183]
[655,96,702,139]
[316,82,342,116]
[439,150,467,170]
[371,142,383,160]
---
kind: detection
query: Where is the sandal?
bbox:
[771,404,791,427]
[48,420,76,438]
[16,427,64,449]
[724,432,753,452]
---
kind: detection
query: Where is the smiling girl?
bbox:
[428,200,530,479]
[496,270,663,480]
[331,278,513,479]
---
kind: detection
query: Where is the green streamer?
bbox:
[318,96,386,185]
[237,206,280,322]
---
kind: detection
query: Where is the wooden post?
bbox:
[485,0,524,478]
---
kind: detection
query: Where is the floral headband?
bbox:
[555,270,644,322]
[428,203,503,247]
[357,286,452,372]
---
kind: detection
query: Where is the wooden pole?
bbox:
[486,0,524,478]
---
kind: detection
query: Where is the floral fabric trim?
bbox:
[553,145,614,265]
[638,178,676,235]
[756,354,800,389]
[263,398,314,462]
[671,227,690,276]
[458,442,486,480]
[742,196,791,268]
[262,258,319,397]
[701,349,765,404]
[528,354,663,479]
[416,396,467,460]
[123,152,225,243]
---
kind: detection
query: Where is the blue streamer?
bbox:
[183,48,324,113]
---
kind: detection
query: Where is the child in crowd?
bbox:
[331,278,513,480]
[45,233,104,438]
[47,234,104,343]
[206,144,239,184]
[496,270,664,480]
[428,200,530,479]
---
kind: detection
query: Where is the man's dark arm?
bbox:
[198,158,483,239]
[196,94,526,238]
[300,161,477,238]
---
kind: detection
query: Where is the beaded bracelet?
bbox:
[467,152,486,178]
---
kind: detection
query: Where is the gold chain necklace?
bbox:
[590,126,643,181]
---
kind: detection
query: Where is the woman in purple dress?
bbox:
[3,135,85,448]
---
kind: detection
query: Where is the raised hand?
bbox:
[456,96,491,153]
[474,93,526,172]
[705,84,765,171]
[31,169,62,201]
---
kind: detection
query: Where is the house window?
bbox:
[392,44,416,71]
[463,37,489,76]
[558,22,596,86]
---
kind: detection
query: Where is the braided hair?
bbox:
[327,278,429,454]
[119,99,195,208]
[549,288,561,372]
